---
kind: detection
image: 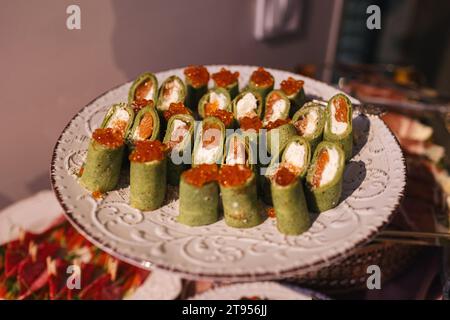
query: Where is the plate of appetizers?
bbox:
[190,282,328,300]
[51,65,405,281]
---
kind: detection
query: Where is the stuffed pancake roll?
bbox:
[247,67,274,101]
[271,166,311,235]
[127,105,160,147]
[280,77,305,116]
[163,102,193,122]
[198,88,234,128]
[211,67,240,99]
[129,140,167,211]
[223,133,255,170]
[156,75,186,113]
[178,164,219,226]
[262,90,290,126]
[163,113,195,185]
[292,102,326,153]
[128,72,158,105]
[232,90,263,124]
[305,141,345,213]
[265,119,297,155]
[184,65,210,111]
[192,117,225,166]
[218,165,263,228]
[80,103,134,193]
[324,94,353,161]
[280,136,311,179]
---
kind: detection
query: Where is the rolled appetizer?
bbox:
[163,113,195,185]
[291,102,326,152]
[156,75,186,113]
[232,90,263,124]
[198,88,234,128]
[262,90,290,126]
[184,65,210,111]
[129,140,167,211]
[127,105,160,147]
[211,67,240,99]
[80,103,134,193]
[265,119,297,155]
[192,117,225,166]
[247,67,274,101]
[163,102,193,122]
[324,93,353,161]
[280,77,305,116]
[305,141,345,213]
[178,164,219,226]
[223,133,255,169]
[271,166,311,235]
[128,72,158,105]
[218,165,263,228]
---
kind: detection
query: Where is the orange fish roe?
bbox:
[131,99,153,113]
[92,191,103,199]
[312,149,329,188]
[293,115,308,135]
[129,140,166,163]
[184,65,210,88]
[202,123,221,148]
[211,68,240,87]
[264,92,281,121]
[267,207,276,218]
[250,67,274,87]
[137,112,154,140]
[93,128,124,149]
[240,116,263,132]
[182,164,219,187]
[334,96,348,122]
[280,77,304,96]
[206,109,234,127]
[163,102,192,121]
[265,118,290,131]
[273,166,296,186]
[218,165,252,187]
[134,80,154,101]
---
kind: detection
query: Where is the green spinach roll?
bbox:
[292,102,326,153]
[265,120,297,155]
[184,65,210,111]
[156,75,186,113]
[192,117,225,166]
[129,140,167,211]
[280,77,306,117]
[211,67,240,99]
[218,165,263,228]
[128,72,158,105]
[163,113,195,185]
[262,90,290,126]
[127,105,160,147]
[80,103,134,193]
[271,166,311,235]
[232,90,263,124]
[198,88,234,128]
[247,67,274,101]
[305,141,345,213]
[178,164,219,226]
[324,93,353,161]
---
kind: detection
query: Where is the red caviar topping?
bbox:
[312,149,329,188]
[250,67,274,87]
[293,115,308,135]
[267,207,276,218]
[131,99,153,113]
[280,77,304,96]
[184,65,210,88]
[163,102,192,121]
[240,116,263,132]
[265,118,290,131]
[93,128,124,148]
[218,165,252,187]
[92,191,103,199]
[206,109,234,127]
[134,80,154,101]
[212,68,240,87]
[334,96,348,122]
[129,140,166,163]
[183,164,219,187]
[273,166,296,186]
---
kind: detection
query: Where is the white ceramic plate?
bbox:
[190,282,328,300]
[51,65,405,281]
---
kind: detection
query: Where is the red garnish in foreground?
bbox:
[163,102,192,121]
[280,77,304,96]
[206,109,234,127]
[218,165,252,187]
[212,68,239,87]
[250,67,274,87]
[265,118,290,131]
[273,166,296,186]
[129,140,166,163]
[240,116,263,132]
[312,149,329,188]
[182,164,219,187]
[267,207,276,218]
[184,65,210,88]
[93,128,124,148]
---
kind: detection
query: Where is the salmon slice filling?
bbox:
[331,96,348,135]
[294,109,318,136]
[263,93,287,125]
[133,112,154,141]
[134,80,155,101]
[195,123,222,164]
[160,80,183,111]
[312,147,339,188]
[167,119,190,150]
